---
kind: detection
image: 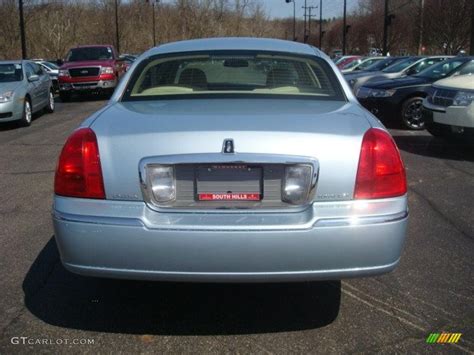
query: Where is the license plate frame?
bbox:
[195,164,263,202]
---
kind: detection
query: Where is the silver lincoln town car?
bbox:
[53,38,408,282]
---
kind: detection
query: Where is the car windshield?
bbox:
[0,63,23,82]
[342,59,363,70]
[41,62,59,70]
[456,60,474,75]
[356,58,383,70]
[382,57,420,73]
[415,59,466,80]
[364,58,401,71]
[66,47,113,61]
[125,52,345,101]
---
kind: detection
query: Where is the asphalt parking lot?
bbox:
[0,99,473,354]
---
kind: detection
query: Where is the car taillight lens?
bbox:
[354,128,406,199]
[55,128,105,199]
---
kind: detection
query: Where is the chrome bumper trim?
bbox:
[52,209,408,231]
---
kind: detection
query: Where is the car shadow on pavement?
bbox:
[23,238,341,335]
[0,109,50,131]
[393,134,474,162]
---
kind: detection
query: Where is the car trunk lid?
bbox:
[90,99,372,206]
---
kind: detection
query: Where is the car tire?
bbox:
[401,97,425,130]
[59,92,71,102]
[44,90,55,113]
[20,98,32,127]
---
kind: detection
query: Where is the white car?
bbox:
[423,74,474,139]
[341,57,387,74]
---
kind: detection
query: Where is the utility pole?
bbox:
[307,6,317,41]
[382,0,389,56]
[319,0,323,49]
[18,0,27,59]
[302,3,317,43]
[114,0,120,53]
[342,0,347,55]
[303,0,307,43]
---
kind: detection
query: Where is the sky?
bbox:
[261,0,359,20]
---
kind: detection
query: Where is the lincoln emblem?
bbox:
[222,139,234,154]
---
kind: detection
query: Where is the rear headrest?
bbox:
[178,68,208,89]
[266,68,296,88]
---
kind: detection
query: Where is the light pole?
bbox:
[147,0,160,47]
[114,0,120,53]
[18,0,27,59]
[342,0,347,55]
[470,0,474,55]
[382,0,389,56]
[285,0,296,41]
[319,0,323,49]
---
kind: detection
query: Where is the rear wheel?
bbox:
[45,90,55,113]
[20,99,32,127]
[59,92,71,102]
[401,97,425,130]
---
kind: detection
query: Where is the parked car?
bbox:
[119,54,137,72]
[344,57,408,89]
[35,60,59,92]
[0,60,54,126]
[58,45,126,101]
[423,73,474,140]
[368,48,382,56]
[356,57,474,129]
[53,38,408,282]
[349,56,451,92]
[336,55,362,69]
[341,56,387,73]
[331,50,343,59]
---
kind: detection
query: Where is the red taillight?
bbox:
[354,128,407,199]
[55,128,105,199]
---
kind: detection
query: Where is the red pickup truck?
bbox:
[58,45,126,101]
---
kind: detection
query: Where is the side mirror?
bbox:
[28,74,39,82]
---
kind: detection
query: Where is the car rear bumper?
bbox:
[53,195,408,282]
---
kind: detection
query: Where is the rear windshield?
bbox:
[0,64,23,82]
[66,47,113,62]
[123,51,345,101]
